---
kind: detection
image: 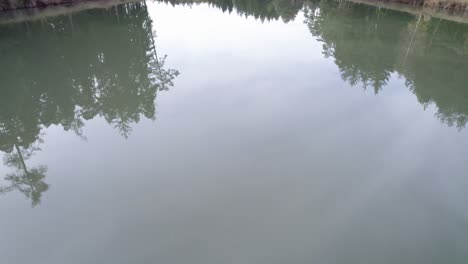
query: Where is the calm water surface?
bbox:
[1,0,468,263]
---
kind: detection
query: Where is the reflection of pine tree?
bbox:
[0,2,179,206]
[0,143,48,207]
[159,0,305,22]
[0,1,179,151]
[304,0,409,93]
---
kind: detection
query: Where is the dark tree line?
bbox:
[160,0,306,22]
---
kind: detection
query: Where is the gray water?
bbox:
[1,1,468,263]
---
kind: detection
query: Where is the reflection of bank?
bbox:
[0,0,140,25]
[0,144,48,207]
[0,1,179,206]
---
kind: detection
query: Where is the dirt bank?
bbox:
[349,0,468,23]
[394,0,468,11]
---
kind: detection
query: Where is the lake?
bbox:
[1,0,468,263]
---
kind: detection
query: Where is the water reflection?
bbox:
[303,0,468,128]
[0,2,179,206]
[1,0,467,206]
[0,142,48,207]
[166,0,468,127]
[162,0,305,22]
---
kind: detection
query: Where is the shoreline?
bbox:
[0,0,467,24]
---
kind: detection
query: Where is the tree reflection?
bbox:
[1,0,467,205]
[0,2,179,206]
[160,0,468,129]
[303,0,468,128]
[162,0,305,22]
[304,1,411,93]
[0,142,48,207]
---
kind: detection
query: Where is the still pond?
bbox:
[1,0,468,263]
